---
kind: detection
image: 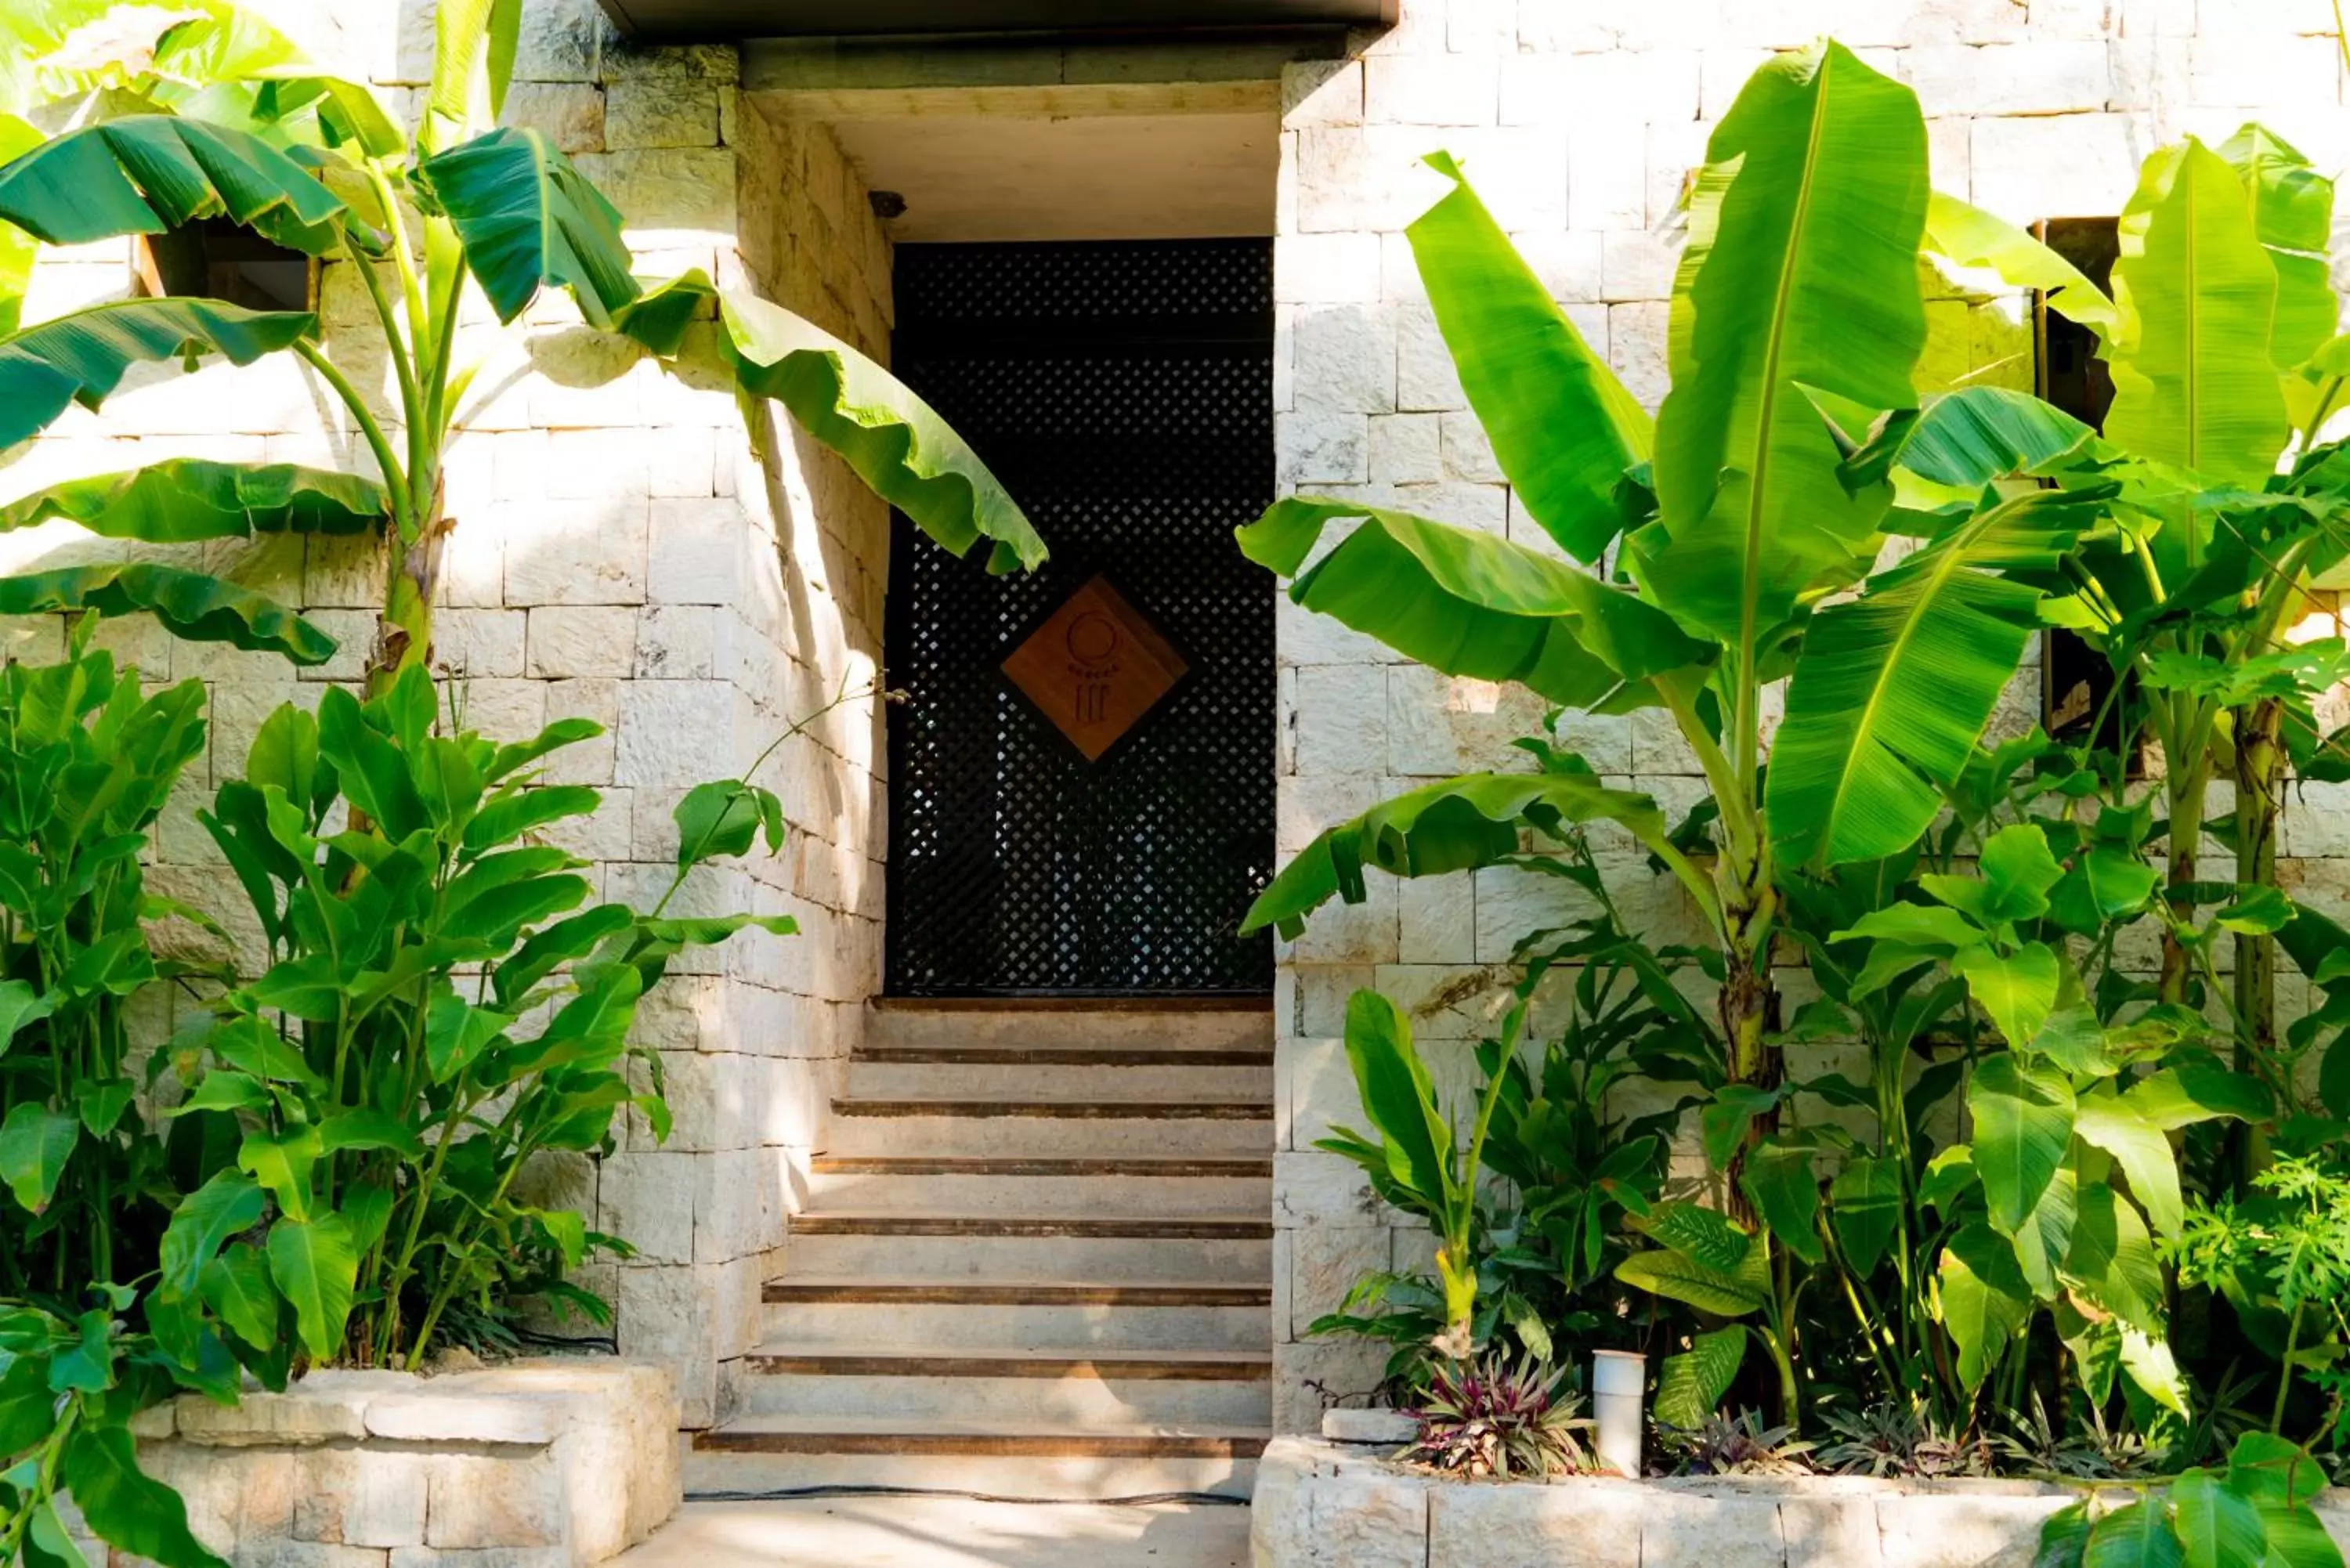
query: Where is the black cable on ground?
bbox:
[684,1486,1249,1508]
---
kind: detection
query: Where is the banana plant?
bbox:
[1242,42,2092,1202]
[0,0,1044,687]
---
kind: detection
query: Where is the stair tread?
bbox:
[810,1154,1272,1174]
[700,1414,1273,1440]
[747,1342,1271,1367]
[833,1095,1270,1113]
[765,1274,1271,1293]
[793,1209,1270,1228]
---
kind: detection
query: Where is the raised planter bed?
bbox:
[1252,1436,2350,1568]
[110,1358,679,1567]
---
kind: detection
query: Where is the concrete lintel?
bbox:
[747,79,1279,121]
[742,29,1343,96]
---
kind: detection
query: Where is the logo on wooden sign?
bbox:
[1001,576,1188,762]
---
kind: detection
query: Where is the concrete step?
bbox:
[807,1154,1271,1216]
[735,1346,1271,1425]
[866,1003,1272,1055]
[779,1212,1271,1282]
[823,1097,1273,1158]
[759,1277,1271,1352]
[846,1052,1274,1101]
[688,1417,1264,1501]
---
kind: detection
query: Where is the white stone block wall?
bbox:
[1271,0,2350,1428]
[3,0,895,1429]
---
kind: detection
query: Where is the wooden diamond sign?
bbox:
[1002,576,1188,762]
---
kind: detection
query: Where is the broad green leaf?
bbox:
[0,563,334,664]
[2217,125,2336,375]
[243,66,407,159]
[2038,1501,2094,1568]
[0,114,346,253]
[1832,901,1986,950]
[1923,190,2117,331]
[0,295,314,448]
[2084,1500,2184,1568]
[674,779,771,867]
[1632,1201,1755,1273]
[2106,138,2290,486]
[1940,1224,2032,1390]
[1241,773,1672,939]
[1701,1083,1781,1171]
[486,716,604,782]
[0,1101,76,1212]
[1769,492,2091,867]
[425,985,513,1083]
[2172,1469,2267,1568]
[239,1124,321,1221]
[2067,1181,2164,1332]
[1647,41,1929,643]
[1652,1325,1746,1431]
[61,1425,226,1568]
[2226,1432,2329,1512]
[1866,385,2102,491]
[316,685,425,836]
[2073,1090,2185,1236]
[247,704,320,811]
[2120,1329,2192,1417]
[2049,846,2162,934]
[1614,1246,1767,1317]
[1954,941,2062,1046]
[159,1171,266,1297]
[1968,1053,2076,1235]
[320,1110,421,1158]
[0,461,386,540]
[2012,1163,2081,1297]
[613,269,718,356]
[463,784,601,852]
[266,1212,357,1360]
[418,126,639,327]
[425,0,521,150]
[200,1243,277,1350]
[0,977,52,1050]
[1737,1141,1822,1263]
[1238,497,1707,709]
[724,289,1046,574]
[1337,990,1452,1210]
[2124,1064,2270,1130]
[1829,1153,1902,1275]
[1406,150,1650,560]
[0,113,42,337]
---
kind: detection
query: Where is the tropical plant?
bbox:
[1655,1408,1814,1477]
[1238,42,2099,1223]
[1397,1351,1595,1479]
[2036,1432,2344,1568]
[0,0,1043,687]
[1817,1400,1994,1479]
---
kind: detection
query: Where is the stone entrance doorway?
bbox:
[880,239,1277,998]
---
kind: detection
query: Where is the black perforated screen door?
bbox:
[883,240,1276,997]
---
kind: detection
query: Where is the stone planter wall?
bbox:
[110,1358,679,1567]
[1253,1436,2350,1568]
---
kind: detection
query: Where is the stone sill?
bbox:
[1253,1436,2350,1568]
[103,1357,681,1568]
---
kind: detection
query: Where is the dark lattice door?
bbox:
[884,240,1275,997]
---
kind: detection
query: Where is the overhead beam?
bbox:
[600,1,1392,42]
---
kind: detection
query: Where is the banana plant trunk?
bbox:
[1717,859,1781,1225]
[2159,767,2208,1006]
[366,477,448,698]
[2232,695,2283,1186]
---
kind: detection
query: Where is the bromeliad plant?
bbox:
[0,0,1043,687]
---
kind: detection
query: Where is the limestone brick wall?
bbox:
[1270,0,2350,1428]
[1,0,894,1428]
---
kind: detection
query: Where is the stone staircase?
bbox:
[689,1003,1275,1501]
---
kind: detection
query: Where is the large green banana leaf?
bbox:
[1768,487,2099,868]
[0,114,40,338]
[1878,386,2102,490]
[1406,152,1650,562]
[244,67,407,160]
[0,114,348,254]
[1241,772,1673,939]
[1922,191,2117,334]
[721,290,1047,574]
[425,0,521,152]
[1647,42,1929,646]
[2106,139,2289,487]
[1238,497,1705,710]
[416,127,638,328]
[0,296,315,448]
[2218,125,2337,377]
[0,562,334,664]
[0,461,385,539]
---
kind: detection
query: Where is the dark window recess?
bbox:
[2035,215,2124,752]
[884,239,1275,997]
[136,218,314,312]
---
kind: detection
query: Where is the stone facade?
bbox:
[1269,0,2350,1427]
[1253,1436,2350,1568]
[4,0,895,1428]
[91,1360,680,1566]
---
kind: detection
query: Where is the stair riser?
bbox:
[757,1300,1271,1352]
[867,1009,1270,1053]
[685,1449,1257,1502]
[824,1112,1271,1159]
[781,1232,1270,1281]
[847,1060,1274,1100]
[735,1369,1271,1427]
[807,1169,1270,1215]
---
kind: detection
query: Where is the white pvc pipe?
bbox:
[1590,1349,1646,1478]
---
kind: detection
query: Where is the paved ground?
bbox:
[616,1496,1252,1566]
